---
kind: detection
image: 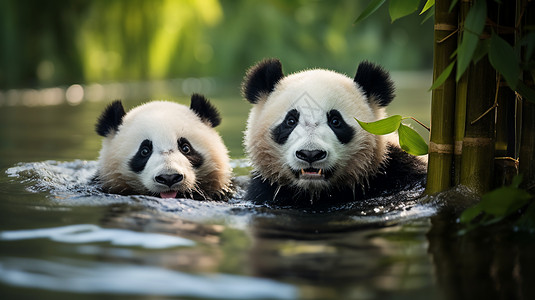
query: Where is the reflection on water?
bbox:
[0,257,297,299]
[428,211,535,300]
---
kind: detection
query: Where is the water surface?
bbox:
[1,89,534,300]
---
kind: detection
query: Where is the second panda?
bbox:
[94,94,233,200]
[242,58,426,207]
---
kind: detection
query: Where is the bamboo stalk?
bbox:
[493,1,518,187]
[453,0,470,186]
[426,0,458,195]
[519,101,535,191]
[519,0,535,192]
[459,56,496,194]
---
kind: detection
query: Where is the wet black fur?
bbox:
[95,100,126,137]
[242,58,284,104]
[354,61,395,107]
[190,93,221,127]
[246,144,427,208]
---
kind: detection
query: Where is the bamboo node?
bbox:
[454,141,463,155]
[429,142,454,154]
[434,24,457,31]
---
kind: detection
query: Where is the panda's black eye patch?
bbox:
[272,109,300,145]
[130,139,153,173]
[327,110,354,144]
[178,137,204,168]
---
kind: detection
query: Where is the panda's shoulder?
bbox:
[383,143,427,174]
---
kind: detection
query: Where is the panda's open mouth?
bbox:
[297,168,326,180]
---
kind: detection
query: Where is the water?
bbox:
[1,93,534,300]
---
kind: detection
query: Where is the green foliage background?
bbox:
[0,0,433,90]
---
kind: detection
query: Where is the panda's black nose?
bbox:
[155,173,183,187]
[296,150,327,163]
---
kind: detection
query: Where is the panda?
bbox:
[242,58,426,207]
[94,94,233,200]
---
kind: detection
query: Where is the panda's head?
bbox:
[242,58,395,193]
[95,94,232,199]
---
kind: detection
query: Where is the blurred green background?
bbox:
[0,0,432,89]
[0,0,434,161]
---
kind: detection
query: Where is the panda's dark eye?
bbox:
[180,143,191,154]
[140,146,151,157]
[330,117,341,128]
[286,117,297,127]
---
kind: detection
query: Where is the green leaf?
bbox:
[355,115,402,135]
[420,0,434,15]
[456,0,487,81]
[516,81,535,104]
[489,32,520,89]
[472,38,490,64]
[449,0,459,12]
[355,0,387,24]
[511,174,523,189]
[449,48,458,59]
[520,32,535,63]
[398,124,429,155]
[389,0,420,23]
[429,61,455,90]
[478,187,532,216]
[459,205,484,223]
[420,8,434,25]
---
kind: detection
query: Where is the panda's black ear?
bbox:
[241,58,284,104]
[95,100,126,137]
[354,61,395,107]
[190,93,221,127]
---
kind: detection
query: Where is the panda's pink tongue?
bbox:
[160,191,178,199]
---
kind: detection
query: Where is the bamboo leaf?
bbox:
[398,124,429,155]
[355,115,402,135]
[420,0,434,15]
[354,0,387,24]
[456,0,487,81]
[449,0,459,12]
[459,205,483,223]
[472,38,490,63]
[429,61,455,90]
[478,187,532,216]
[459,177,533,228]
[489,32,520,89]
[511,174,523,189]
[521,32,535,62]
[420,8,434,25]
[389,0,420,23]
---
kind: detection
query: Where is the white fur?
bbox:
[97,101,232,198]
[244,69,389,191]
